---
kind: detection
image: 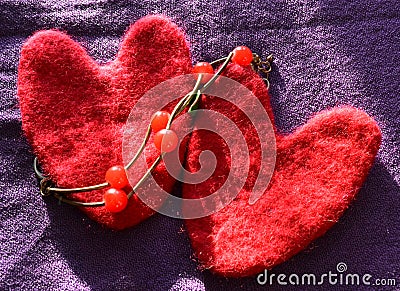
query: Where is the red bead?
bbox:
[154,129,179,152]
[103,188,128,213]
[105,165,129,189]
[193,62,214,83]
[151,111,170,132]
[232,46,253,66]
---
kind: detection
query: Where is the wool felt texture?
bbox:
[183,64,381,277]
[2,1,400,290]
[18,15,193,230]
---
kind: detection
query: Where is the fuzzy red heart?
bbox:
[183,64,381,276]
[18,15,192,230]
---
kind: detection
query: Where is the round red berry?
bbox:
[103,188,128,213]
[151,111,170,132]
[232,46,253,66]
[105,165,130,189]
[154,129,179,153]
[193,62,214,83]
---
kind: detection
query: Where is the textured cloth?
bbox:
[0,1,399,290]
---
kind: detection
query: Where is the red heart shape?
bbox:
[18,15,192,230]
[183,64,381,276]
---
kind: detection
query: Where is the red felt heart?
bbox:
[182,64,381,276]
[18,15,192,230]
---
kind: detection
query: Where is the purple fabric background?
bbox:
[1,1,399,290]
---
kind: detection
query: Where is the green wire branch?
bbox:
[33,50,272,208]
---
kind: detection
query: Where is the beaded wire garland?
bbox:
[34,46,273,213]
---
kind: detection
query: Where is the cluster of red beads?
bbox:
[103,110,179,213]
[192,46,253,83]
[103,165,129,213]
[151,111,179,153]
[103,46,253,213]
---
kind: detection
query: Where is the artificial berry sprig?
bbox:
[34,46,273,213]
